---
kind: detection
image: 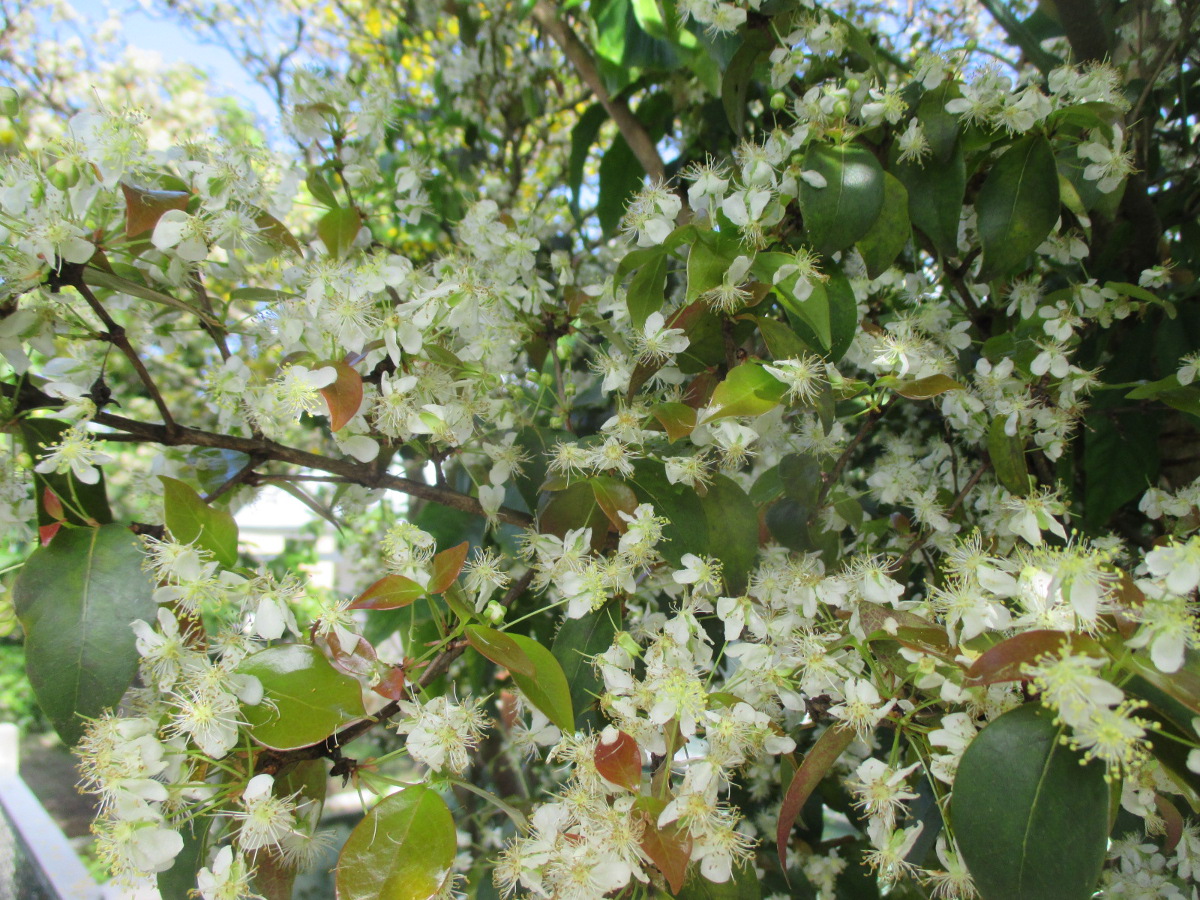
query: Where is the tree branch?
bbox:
[529,1,666,183]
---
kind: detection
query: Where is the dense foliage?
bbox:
[2,0,1200,898]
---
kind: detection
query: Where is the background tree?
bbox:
[1,0,1199,898]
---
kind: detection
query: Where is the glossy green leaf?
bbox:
[349,574,425,611]
[891,140,965,258]
[855,172,910,278]
[799,142,885,257]
[238,644,366,751]
[705,362,786,421]
[317,206,361,259]
[821,267,860,363]
[630,458,708,565]
[686,230,742,303]
[159,475,239,568]
[953,703,1108,900]
[918,81,963,162]
[465,624,536,678]
[700,475,758,594]
[626,247,669,330]
[337,785,456,900]
[508,633,575,733]
[976,134,1061,281]
[552,599,621,724]
[987,415,1029,496]
[13,524,155,746]
[157,814,211,900]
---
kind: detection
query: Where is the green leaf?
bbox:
[553,599,621,726]
[953,703,1109,900]
[627,247,669,330]
[753,314,812,360]
[238,644,366,751]
[918,81,963,162]
[686,230,742,302]
[317,206,361,259]
[305,169,340,209]
[629,458,708,565]
[12,525,155,746]
[976,134,1061,281]
[705,362,786,421]
[855,172,910,278]
[465,624,537,678]
[700,475,758,594]
[337,785,456,900]
[651,401,697,442]
[591,475,639,532]
[598,133,643,236]
[799,142,885,257]
[987,416,1029,496]
[538,480,610,552]
[20,418,113,527]
[159,475,239,568]
[508,633,575,733]
[822,266,860,363]
[884,373,965,399]
[891,141,965,258]
[721,29,773,135]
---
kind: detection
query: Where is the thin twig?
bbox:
[529,1,666,183]
[895,463,989,569]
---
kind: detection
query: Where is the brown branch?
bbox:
[894,462,989,569]
[64,270,179,437]
[816,397,896,508]
[529,1,666,183]
[88,408,535,529]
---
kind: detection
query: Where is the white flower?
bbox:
[33,424,113,484]
[151,209,211,262]
[634,311,689,364]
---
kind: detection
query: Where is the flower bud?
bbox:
[770,92,788,111]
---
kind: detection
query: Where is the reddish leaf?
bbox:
[372,666,407,701]
[464,624,536,678]
[595,730,641,791]
[1156,794,1184,853]
[349,574,425,611]
[42,488,64,521]
[428,542,469,595]
[38,523,61,546]
[634,796,692,894]
[318,361,364,432]
[964,630,1102,686]
[120,182,189,237]
[777,724,854,870]
[591,477,639,534]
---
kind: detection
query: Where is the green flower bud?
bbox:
[770,92,788,111]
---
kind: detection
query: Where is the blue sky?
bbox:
[67,0,278,120]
